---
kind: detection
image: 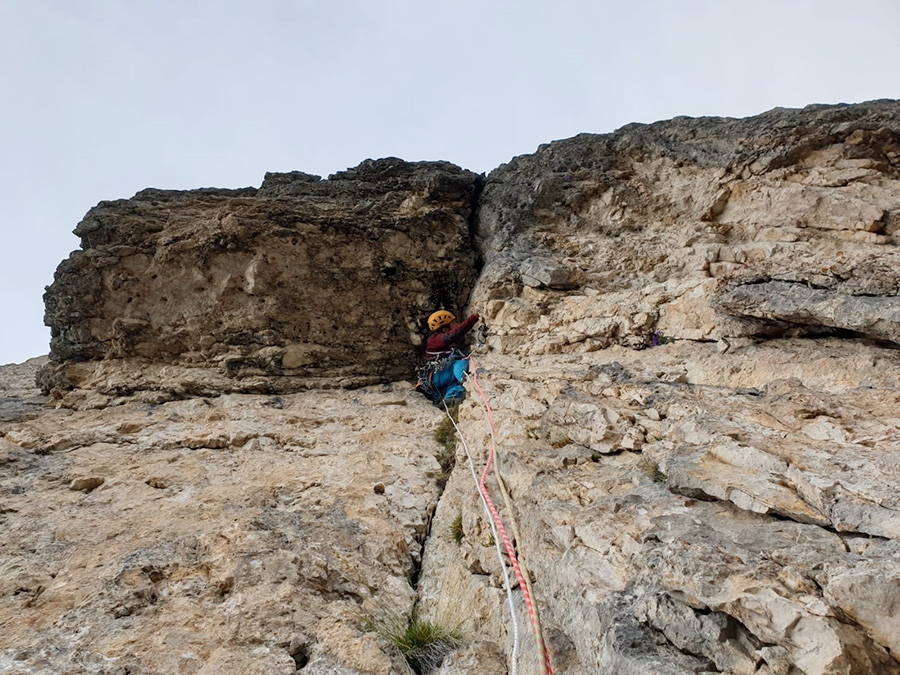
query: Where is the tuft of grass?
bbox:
[450,512,464,545]
[433,407,459,454]
[375,611,464,674]
[432,406,460,489]
[393,618,463,673]
[637,457,667,483]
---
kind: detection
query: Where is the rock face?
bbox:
[474,100,900,354]
[419,99,900,675]
[3,100,900,674]
[420,344,900,675]
[39,159,481,400]
[1,374,444,675]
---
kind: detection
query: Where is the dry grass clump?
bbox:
[450,512,464,545]
[375,610,464,673]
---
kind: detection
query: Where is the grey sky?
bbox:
[2,0,898,364]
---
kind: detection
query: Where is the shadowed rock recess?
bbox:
[3,101,900,674]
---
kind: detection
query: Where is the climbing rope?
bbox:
[441,398,521,675]
[427,321,552,673]
[468,359,554,675]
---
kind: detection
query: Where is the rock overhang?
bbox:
[40,158,482,401]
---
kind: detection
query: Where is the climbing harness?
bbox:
[436,346,553,675]
[417,322,488,404]
[415,363,444,404]
[416,349,469,405]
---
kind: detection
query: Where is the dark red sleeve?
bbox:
[436,314,478,347]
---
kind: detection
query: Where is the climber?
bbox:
[416,310,480,405]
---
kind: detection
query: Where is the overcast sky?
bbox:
[2,0,899,364]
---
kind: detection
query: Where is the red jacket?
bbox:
[426,314,479,360]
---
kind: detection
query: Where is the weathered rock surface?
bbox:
[40,159,480,400]
[420,100,900,674]
[475,99,900,353]
[1,362,447,674]
[0,356,49,422]
[4,100,900,674]
[420,343,900,674]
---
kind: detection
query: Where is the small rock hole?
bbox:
[289,643,310,670]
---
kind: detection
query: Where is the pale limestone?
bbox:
[0,371,447,674]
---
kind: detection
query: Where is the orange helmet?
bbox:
[428,310,456,332]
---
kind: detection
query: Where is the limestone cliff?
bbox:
[3,100,900,675]
[39,159,480,401]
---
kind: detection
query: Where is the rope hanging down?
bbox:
[467,357,554,675]
[441,398,521,675]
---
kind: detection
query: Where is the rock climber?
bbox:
[416,310,480,405]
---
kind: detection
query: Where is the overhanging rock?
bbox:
[39,159,481,401]
[717,280,900,345]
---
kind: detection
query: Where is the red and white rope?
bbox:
[442,399,521,675]
[469,362,553,675]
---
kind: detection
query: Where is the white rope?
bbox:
[442,398,520,675]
